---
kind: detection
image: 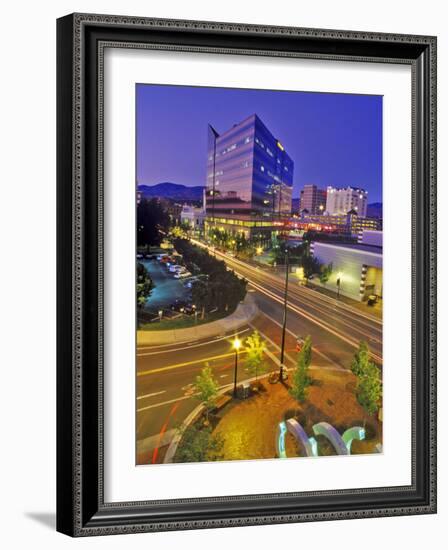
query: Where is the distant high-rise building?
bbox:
[205,114,294,218]
[326,186,368,217]
[299,184,327,215]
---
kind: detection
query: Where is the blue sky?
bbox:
[136,84,383,203]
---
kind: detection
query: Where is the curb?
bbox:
[163,372,273,464]
[138,293,258,346]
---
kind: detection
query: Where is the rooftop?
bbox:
[313,241,382,255]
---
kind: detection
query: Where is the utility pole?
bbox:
[232,337,241,397]
[279,248,289,381]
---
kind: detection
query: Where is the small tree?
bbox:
[244,331,267,383]
[136,262,153,309]
[290,335,312,403]
[350,341,370,377]
[319,262,333,285]
[301,253,321,283]
[174,425,224,463]
[191,279,209,319]
[137,198,170,247]
[351,341,382,418]
[357,362,382,416]
[193,365,219,423]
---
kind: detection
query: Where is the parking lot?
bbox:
[140,257,192,313]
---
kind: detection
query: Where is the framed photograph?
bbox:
[57,13,437,536]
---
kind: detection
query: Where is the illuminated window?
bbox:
[255,137,265,149]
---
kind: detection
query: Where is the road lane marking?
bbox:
[137,390,166,401]
[137,383,233,412]
[137,328,250,355]
[254,312,344,370]
[138,395,192,412]
[137,350,248,377]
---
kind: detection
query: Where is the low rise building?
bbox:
[326,186,368,217]
[180,204,206,229]
[310,231,382,302]
[298,211,381,237]
[299,184,327,215]
[205,214,287,246]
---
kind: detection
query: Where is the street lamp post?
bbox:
[232,337,241,397]
[158,309,163,322]
[279,248,290,381]
[336,272,342,299]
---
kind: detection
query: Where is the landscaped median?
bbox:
[165,367,382,464]
[137,293,258,346]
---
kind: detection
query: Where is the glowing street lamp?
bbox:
[256,246,263,255]
[232,337,242,397]
[158,309,163,322]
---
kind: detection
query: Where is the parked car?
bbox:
[174,271,191,279]
[184,276,199,288]
[174,266,187,274]
[171,299,191,312]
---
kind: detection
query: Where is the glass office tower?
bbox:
[206,114,294,219]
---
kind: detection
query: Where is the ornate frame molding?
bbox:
[57,13,437,536]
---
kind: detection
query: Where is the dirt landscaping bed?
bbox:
[211,368,382,461]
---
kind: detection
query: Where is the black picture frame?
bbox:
[57,13,437,537]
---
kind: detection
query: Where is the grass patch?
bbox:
[139,307,236,331]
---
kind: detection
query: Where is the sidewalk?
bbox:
[137,293,258,346]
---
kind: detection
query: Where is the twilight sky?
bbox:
[136,84,383,203]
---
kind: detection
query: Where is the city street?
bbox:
[192,240,382,363]
[136,325,285,463]
[137,245,382,464]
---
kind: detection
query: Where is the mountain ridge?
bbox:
[138,182,204,201]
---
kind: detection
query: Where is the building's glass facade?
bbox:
[299,184,327,214]
[206,114,294,218]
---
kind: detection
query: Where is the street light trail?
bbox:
[151,402,180,464]
[194,242,383,345]
[251,314,344,370]
[137,328,250,355]
[202,249,382,361]
[240,273,382,363]
[192,239,382,326]
[230,259,382,342]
